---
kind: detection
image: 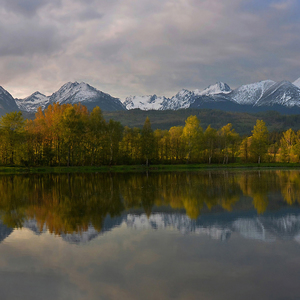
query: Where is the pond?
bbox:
[0,170,300,299]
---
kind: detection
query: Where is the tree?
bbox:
[105,120,123,165]
[182,116,203,163]
[249,120,269,164]
[60,104,87,166]
[86,106,106,166]
[280,128,295,162]
[169,126,184,163]
[0,111,25,165]
[239,137,251,163]
[204,125,217,164]
[218,123,239,164]
[141,117,154,166]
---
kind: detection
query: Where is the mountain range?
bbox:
[1,77,300,116]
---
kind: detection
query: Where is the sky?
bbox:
[0,0,300,100]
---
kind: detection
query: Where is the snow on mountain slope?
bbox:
[48,82,125,111]
[293,77,300,89]
[123,95,167,110]
[166,89,196,110]
[194,82,231,96]
[49,82,99,104]
[122,89,195,110]
[256,81,300,107]
[122,83,232,110]
[16,92,50,113]
[230,80,276,105]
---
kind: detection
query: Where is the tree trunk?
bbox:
[67,146,70,167]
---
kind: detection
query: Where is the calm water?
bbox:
[1,170,300,300]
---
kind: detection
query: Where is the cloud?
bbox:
[2,0,61,17]
[0,0,300,99]
[270,0,294,10]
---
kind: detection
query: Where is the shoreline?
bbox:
[0,163,299,174]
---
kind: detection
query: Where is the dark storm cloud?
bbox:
[0,0,300,99]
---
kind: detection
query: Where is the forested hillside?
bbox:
[103,109,300,135]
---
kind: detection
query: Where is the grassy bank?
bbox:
[0,163,299,174]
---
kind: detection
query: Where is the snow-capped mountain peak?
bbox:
[255,80,300,107]
[230,80,276,105]
[49,81,100,104]
[123,94,167,110]
[15,91,50,113]
[47,81,125,111]
[194,82,232,96]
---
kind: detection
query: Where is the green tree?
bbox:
[169,126,184,163]
[141,117,154,166]
[86,106,106,166]
[0,111,25,165]
[105,120,123,165]
[60,105,87,166]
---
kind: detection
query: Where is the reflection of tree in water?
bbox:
[0,174,125,234]
[0,171,299,234]
[238,171,281,214]
[277,170,300,205]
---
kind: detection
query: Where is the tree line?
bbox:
[0,102,299,166]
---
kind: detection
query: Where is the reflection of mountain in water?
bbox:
[23,219,47,235]
[16,208,300,244]
[125,210,300,242]
[60,216,124,244]
[0,221,14,243]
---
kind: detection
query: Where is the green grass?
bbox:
[0,162,299,175]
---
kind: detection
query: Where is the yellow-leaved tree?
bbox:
[182,115,203,163]
[249,120,269,164]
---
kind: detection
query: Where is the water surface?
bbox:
[0,170,300,299]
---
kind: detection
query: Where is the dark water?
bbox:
[1,170,300,299]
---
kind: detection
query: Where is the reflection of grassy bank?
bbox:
[0,163,300,174]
